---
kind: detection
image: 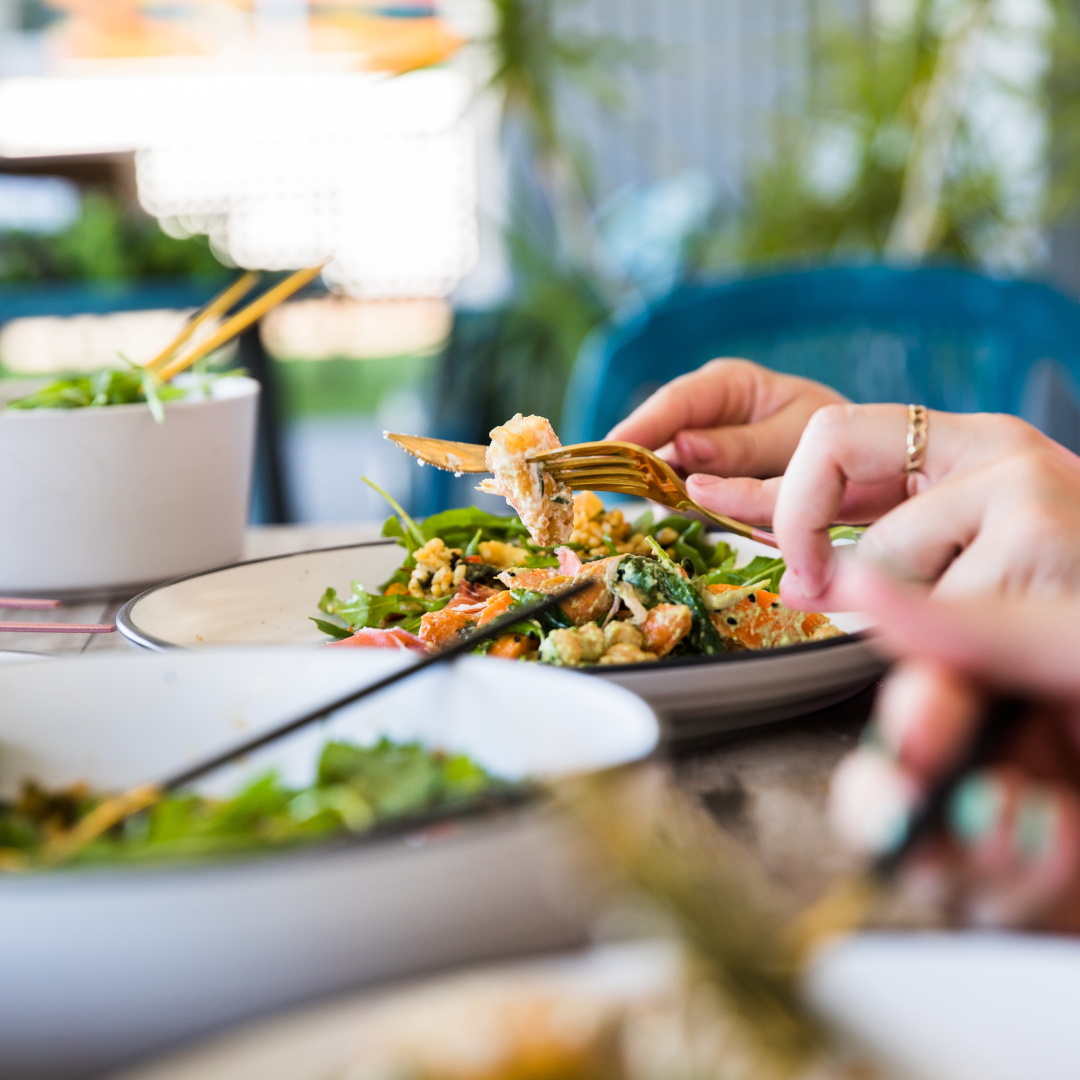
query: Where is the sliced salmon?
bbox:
[640,603,693,657]
[498,555,622,625]
[477,590,517,626]
[418,605,480,648]
[329,627,431,653]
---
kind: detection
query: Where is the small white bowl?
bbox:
[0,375,259,597]
[0,647,659,1080]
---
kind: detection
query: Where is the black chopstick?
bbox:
[873,695,1026,878]
[160,581,589,792]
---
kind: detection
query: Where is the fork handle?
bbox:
[675,500,780,550]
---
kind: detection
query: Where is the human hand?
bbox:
[606,358,847,479]
[828,562,1080,931]
[685,404,1080,608]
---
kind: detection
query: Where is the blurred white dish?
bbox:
[108,934,1080,1080]
[0,647,658,1080]
[0,650,49,663]
[0,375,258,598]
[118,534,882,742]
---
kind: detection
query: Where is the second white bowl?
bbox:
[0,647,659,1080]
[0,375,259,597]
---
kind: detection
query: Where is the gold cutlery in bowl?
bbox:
[384,432,778,548]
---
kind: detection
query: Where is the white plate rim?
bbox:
[116,539,873,672]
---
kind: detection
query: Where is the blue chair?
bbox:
[562,264,1080,453]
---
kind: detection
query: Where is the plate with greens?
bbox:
[119,496,881,741]
[0,646,657,1080]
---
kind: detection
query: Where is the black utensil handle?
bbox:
[161,580,590,792]
[873,696,1027,878]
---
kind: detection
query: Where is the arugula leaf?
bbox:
[363,476,424,552]
[0,735,508,866]
[703,554,786,593]
[310,617,353,640]
[5,363,208,416]
[523,552,561,569]
[829,525,865,543]
[370,492,530,557]
[646,535,676,564]
[140,368,166,425]
[318,583,448,634]
[644,514,735,570]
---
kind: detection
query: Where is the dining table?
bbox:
[2,521,878,905]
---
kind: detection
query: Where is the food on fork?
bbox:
[478,414,574,546]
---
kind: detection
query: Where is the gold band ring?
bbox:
[905,405,929,475]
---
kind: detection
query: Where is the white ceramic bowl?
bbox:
[0,376,259,597]
[0,647,659,1080]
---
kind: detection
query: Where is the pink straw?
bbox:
[0,598,63,609]
[0,622,116,634]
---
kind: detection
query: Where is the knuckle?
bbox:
[703,357,757,376]
[979,412,1043,449]
[803,402,858,441]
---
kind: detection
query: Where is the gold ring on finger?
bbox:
[904,404,929,475]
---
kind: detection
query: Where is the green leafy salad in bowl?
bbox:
[316,483,852,668]
[4,361,241,424]
[0,736,504,870]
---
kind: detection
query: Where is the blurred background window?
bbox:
[0,0,1076,522]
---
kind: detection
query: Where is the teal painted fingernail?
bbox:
[1015,792,1058,861]
[948,775,1004,846]
[859,721,889,753]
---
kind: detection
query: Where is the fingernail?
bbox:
[783,566,826,601]
[678,432,714,464]
[948,774,1004,848]
[1014,790,1059,862]
[687,472,720,490]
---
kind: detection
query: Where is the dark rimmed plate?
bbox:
[117,536,883,740]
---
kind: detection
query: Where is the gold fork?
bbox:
[385,432,778,548]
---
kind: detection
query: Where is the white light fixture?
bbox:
[0,68,479,298]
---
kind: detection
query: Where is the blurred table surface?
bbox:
[1,522,876,902]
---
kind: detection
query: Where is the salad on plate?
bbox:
[316,414,845,668]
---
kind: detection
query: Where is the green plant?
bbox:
[693,0,1027,271]
[438,0,651,441]
[0,188,224,282]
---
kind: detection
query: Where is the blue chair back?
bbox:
[562,265,1080,453]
